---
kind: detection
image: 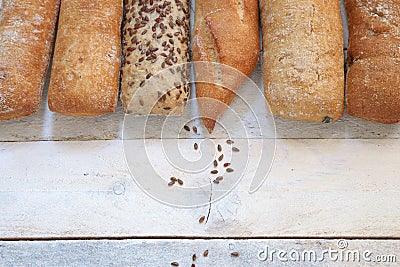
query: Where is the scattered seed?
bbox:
[231,252,239,257]
[194,143,198,150]
[232,147,240,152]
[171,262,179,266]
[191,264,195,267]
[322,116,332,123]
[217,144,222,152]
[184,125,190,132]
[216,176,223,182]
[218,154,224,162]
[168,181,175,186]
[192,126,198,134]
[223,163,231,167]
[170,177,177,182]
[213,179,219,184]
[177,179,184,186]
[204,250,209,257]
[213,160,218,167]
[226,168,234,173]
[192,254,197,261]
[199,216,205,223]
[227,140,234,144]
[211,170,218,174]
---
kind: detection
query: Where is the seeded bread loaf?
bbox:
[193,0,260,133]
[261,0,344,122]
[48,0,122,116]
[121,0,191,115]
[345,0,400,124]
[0,0,60,120]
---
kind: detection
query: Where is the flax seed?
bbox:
[199,216,205,223]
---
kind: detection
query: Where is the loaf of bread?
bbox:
[48,0,122,116]
[121,0,191,115]
[193,0,260,133]
[261,0,344,122]
[345,0,400,124]
[0,0,60,120]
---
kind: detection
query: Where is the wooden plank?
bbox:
[1,139,399,239]
[0,239,399,266]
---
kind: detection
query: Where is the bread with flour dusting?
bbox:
[346,0,400,124]
[0,0,60,120]
[261,0,344,122]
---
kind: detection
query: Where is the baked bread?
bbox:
[345,0,400,124]
[261,0,344,122]
[121,0,191,115]
[48,0,122,116]
[0,0,60,120]
[192,0,260,133]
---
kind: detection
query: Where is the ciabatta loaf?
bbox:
[48,0,122,116]
[0,0,60,120]
[346,0,400,123]
[261,0,344,122]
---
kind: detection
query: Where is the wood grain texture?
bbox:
[1,139,400,239]
[0,239,399,266]
[0,0,400,246]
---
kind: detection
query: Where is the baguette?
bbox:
[193,0,260,133]
[345,0,400,124]
[121,0,191,115]
[48,0,122,116]
[0,0,60,120]
[261,0,344,122]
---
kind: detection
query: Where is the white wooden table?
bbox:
[1,1,399,266]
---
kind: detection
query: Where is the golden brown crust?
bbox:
[347,57,400,124]
[0,0,60,120]
[193,0,260,132]
[261,0,344,122]
[120,0,191,115]
[345,0,400,124]
[48,0,122,116]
